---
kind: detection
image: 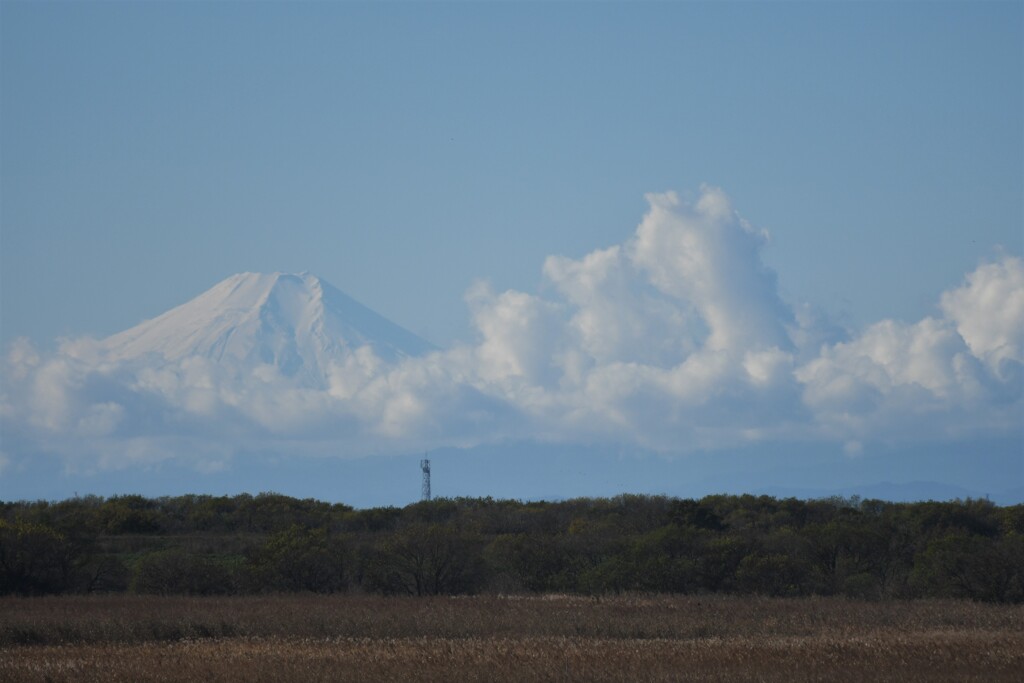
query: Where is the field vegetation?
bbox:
[1,594,1021,681]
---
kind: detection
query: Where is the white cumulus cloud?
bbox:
[940,255,1024,377]
[1,186,1020,472]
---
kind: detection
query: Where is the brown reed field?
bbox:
[1,594,1021,681]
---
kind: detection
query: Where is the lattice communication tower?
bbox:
[420,457,431,502]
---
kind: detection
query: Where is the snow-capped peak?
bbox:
[102,272,433,385]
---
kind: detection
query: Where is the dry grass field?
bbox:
[1,594,1021,681]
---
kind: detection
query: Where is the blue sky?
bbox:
[4,1,1020,347]
[1,2,1022,505]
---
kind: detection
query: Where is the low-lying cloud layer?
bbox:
[2,186,1021,472]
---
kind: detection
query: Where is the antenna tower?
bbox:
[420,456,431,502]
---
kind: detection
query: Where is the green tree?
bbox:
[131,548,234,595]
[912,532,1023,602]
[251,525,347,593]
[0,519,76,595]
[367,523,483,596]
[735,552,807,596]
[483,533,567,593]
[100,495,161,534]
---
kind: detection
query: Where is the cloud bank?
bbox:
[2,186,1021,472]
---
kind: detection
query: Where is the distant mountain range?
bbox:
[102,272,434,387]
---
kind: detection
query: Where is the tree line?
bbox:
[2,493,1021,602]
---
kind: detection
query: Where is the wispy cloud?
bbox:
[2,187,1020,471]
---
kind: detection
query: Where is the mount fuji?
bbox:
[101,272,434,387]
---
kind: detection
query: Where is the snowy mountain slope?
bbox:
[102,272,434,385]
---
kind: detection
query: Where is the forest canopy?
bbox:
[2,493,1021,602]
